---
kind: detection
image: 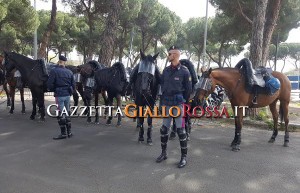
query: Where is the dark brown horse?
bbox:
[79,60,108,123]
[195,59,291,151]
[0,55,26,113]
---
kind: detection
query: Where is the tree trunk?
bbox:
[249,0,268,68]
[37,0,57,59]
[261,0,282,66]
[98,0,121,66]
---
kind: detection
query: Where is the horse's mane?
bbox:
[9,52,34,63]
[112,62,127,81]
[180,59,198,85]
[88,60,104,70]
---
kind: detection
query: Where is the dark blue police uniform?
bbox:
[47,55,75,140]
[156,47,192,168]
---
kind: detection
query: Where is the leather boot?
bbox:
[156,150,167,163]
[186,117,191,141]
[146,126,153,145]
[177,128,188,168]
[53,126,67,140]
[178,157,187,168]
[156,125,169,163]
[66,124,73,138]
[138,125,144,142]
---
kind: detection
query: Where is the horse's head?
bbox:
[136,50,159,94]
[194,67,215,105]
[2,52,16,73]
[80,60,102,78]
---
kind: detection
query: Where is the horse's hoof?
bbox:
[94,121,100,125]
[147,140,153,146]
[268,138,275,143]
[87,118,92,123]
[283,142,289,147]
[138,138,144,143]
[116,122,121,127]
[231,145,240,152]
[39,118,45,122]
[230,141,236,147]
[30,115,35,120]
[106,119,112,125]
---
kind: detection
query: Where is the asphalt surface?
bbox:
[0,99,300,193]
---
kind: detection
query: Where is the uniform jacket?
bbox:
[47,65,75,97]
[161,63,192,106]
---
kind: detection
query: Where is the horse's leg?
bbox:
[231,106,244,151]
[77,83,84,103]
[101,89,109,118]
[86,98,92,123]
[20,87,25,114]
[102,89,108,106]
[72,90,79,107]
[30,93,37,120]
[3,82,11,107]
[38,89,45,121]
[9,86,15,114]
[137,107,145,143]
[116,94,122,126]
[106,93,113,125]
[83,88,92,123]
[146,102,154,145]
[94,92,99,124]
[280,101,290,147]
[268,100,279,143]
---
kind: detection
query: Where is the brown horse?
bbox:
[195,59,291,151]
[0,55,26,113]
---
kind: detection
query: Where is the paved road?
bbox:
[0,100,300,193]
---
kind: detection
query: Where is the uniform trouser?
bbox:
[55,96,71,135]
[160,104,187,157]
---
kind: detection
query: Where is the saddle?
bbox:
[235,58,280,97]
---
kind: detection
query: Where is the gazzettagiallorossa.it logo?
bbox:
[47,104,249,118]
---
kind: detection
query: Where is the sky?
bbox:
[30,0,299,72]
[30,0,300,43]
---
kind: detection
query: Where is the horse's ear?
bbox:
[200,66,206,73]
[153,52,159,60]
[140,49,146,60]
[208,68,212,74]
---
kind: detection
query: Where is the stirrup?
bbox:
[252,97,258,105]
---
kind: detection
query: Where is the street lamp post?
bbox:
[202,0,209,67]
[33,0,38,59]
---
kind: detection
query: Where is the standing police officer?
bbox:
[47,55,75,140]
[156,46,192,168]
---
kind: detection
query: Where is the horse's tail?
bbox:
[279,102,284,124]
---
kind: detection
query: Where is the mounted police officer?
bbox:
[156,46,192,168]
[47,55,75,140]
